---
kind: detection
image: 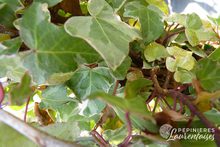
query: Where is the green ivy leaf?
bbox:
[0,55,26,82]
[23,53,47,84]
[195,58,220,92]
[103,126,127,145]
[124,1,164,44]
[209,48,220,61]
[0,37,22,55]
[204,109,220,125]
[186,45,207,58]
[106,0,127,10]
[90,92,152,119]
[82,99,106,116]
[110,57,131,80]
[39,122,81,142]
[20,3,99,83]
[144,42,169,62]
[0,0,20,10]
[40,85,75,110]
[185,13,203,30]
[125,78,152,99]
[115,108,157,133]
[65,0,141,70]
[55,101,80,122]
[67,66,115,100]
[0,3,16,28]
[9,72,33,105]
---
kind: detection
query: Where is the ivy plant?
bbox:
[0,0,220,146]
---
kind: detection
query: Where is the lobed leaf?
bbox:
[195,58,220,92]
[20,3,99,84]
[67,66,115,100]
[124,1,164,44]
[65,0,141,70]
[144,42,169,62]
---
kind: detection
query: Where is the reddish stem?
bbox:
[146,89,156,104]
[113,80,119,96]
[178,100,184,113]
[160,96,172,109]
[152,97,159,113]
[24,96,30,123]
[119,112,132,147]
[91,130,109,147]
[168,90,220,146]
[186,114,195,128]
[173,96,177,110]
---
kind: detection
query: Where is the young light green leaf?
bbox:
[124,1,164,44]
[145,0,169,15]
[208,16,220,26]
[195,58,220,92]
[165,13,187,26]
[167,13,217,46]
[166,46,195,72]
[186,13,203,30]
[47,72,74,85]
[174,68,195,84]
[20,3,99,81]
[185,29,199,47]
[65,0,141,70]
[144,42,169,62]
[195,28,219,42]
[67,66,115,100]
[186,28,218,47]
